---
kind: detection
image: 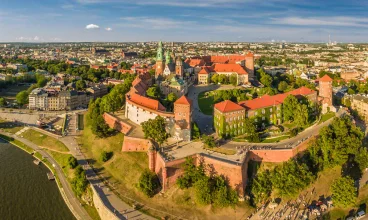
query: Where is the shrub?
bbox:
[68,156,78,169]
[101,151,113,162]
[137,169,159,197]
[71,165,88,197]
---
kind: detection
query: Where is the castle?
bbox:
[103,43,335,198]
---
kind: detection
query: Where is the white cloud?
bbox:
[76,0,253,7]
[86,24,100,29]
[270,16,368,27]
[105,27,112,31]
[119,17,195,29]
[34,36,40,41]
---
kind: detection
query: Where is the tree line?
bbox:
[249,116,368,207]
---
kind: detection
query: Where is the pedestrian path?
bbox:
[15,126,29,136]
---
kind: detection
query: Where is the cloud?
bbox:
[119,17,195,29]
[34,36,40,41]
[61,4,75,9]
[75,0,253,7]
[105,27,112,31]
[86,24,100,29]
[270,16,368,27]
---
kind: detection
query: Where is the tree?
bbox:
[260,74,273,87]
[142,116,170,146]
[16,90,29,106]
[355,147,368,172]
[194,176,213,205]
[137,169,159,197]
[146,86,160,99]
[202,134,216,148]
[191,122,201,139]
[0,97,6,107]
[243,118,260,142]
[101,151,113,162]
[76,80,86,90]
[91,114,111,138]
[71,165,88,197]
[295,104,309,126]
[278,81,288,92]
[229,74,238,86]
[283,95,299,122]
[120,61,132,70]
[218,74,228,84]
[167,92,177,103]
[251,170,273,204]
[331,177,357,207]
[68,156,78,169]
[211,74,219,84]
[36,75,47,87]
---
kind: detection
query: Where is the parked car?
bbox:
[356,211,366,219]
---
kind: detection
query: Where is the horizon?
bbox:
[1,0,368,43]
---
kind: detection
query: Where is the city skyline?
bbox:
[1,0,368,42]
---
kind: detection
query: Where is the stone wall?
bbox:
[122,136,153,152]
[91,185,119,220]
[103,113,132,135]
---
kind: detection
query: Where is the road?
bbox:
[0,130,92,220]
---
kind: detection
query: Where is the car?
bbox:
[346,217,355,220]
[356,211,365,219]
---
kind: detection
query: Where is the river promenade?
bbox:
[0,130,92,220]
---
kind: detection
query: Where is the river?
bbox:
[0,139,75,220]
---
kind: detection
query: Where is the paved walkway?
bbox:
[60,135,155,220]
[0,130,92,220]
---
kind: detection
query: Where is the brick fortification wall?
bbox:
[103,113,132,135]
[120,133,312,196]
[122,136,153,152]
[153,153,246,194]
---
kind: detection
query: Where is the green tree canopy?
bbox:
[331,177,357,207]
[16,90,29,106]
[76,80,86,90]
[142,116,170,146]
[137,169,159,197]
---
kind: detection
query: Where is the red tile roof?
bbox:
[198,66,212,75]
[129,93,166,111]
[175,96,192,105]
[239,86,315,110]
[185,58,205,67]
[214,100,244,113]
[319,74,333,82]
[212,64,247,75]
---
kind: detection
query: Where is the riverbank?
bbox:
[0,131,92,220]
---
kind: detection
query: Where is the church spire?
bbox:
[156,41,164,61]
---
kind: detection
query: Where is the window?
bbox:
[270,108,272,113]
[262,109,265,114]
[262,117,265,120]
[255,112,257,116]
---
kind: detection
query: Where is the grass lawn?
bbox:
[21,129,69,152]
[282,122,296,129]
[0,119,24,134]
[198,91,214,115]
[319,112,336,124]
[204,146,236,155]
[261,135,290,143]
[77,114,84,130]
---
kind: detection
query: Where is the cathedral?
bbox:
[155,41,193,97]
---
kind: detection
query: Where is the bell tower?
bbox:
[175,56,184,77]
[155,41,164,76]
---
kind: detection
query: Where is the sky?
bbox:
[1,0,368,42]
